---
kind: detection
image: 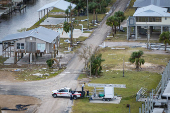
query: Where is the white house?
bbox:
[127,5,170,40]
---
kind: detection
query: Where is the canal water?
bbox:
[0,0,56,40]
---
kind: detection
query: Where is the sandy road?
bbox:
[0,0,130,113]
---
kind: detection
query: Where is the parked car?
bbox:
[52,87,85,99]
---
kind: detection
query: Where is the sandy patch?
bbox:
[125,62,165,73]
[0,70,18,82]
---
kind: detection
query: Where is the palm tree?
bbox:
[159,31,170,51]
[106,16,118,37]
[90,54,105,76]
[89,2,98,25]
[129,50,145,70]
[114,11,125,31]
[65,9,69,22]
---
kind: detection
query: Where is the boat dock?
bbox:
[0,5,26,16]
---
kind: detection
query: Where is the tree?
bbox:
[96,8,100,23]
[106,16,118,37]
[65,9,69,22]
[159,31,170,51]
[114,11,125,31]
[63,21,70,33]
[129,50,145,70]
[89,2,98,25]
[77,45,93,69]
[46,59,54,68]
[75,0,86,16]
[90,54,105,76]
[17,28,27,32]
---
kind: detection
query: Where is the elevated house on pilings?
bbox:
[127,5,170,43]
[0,26,60,64]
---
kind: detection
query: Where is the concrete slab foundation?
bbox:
[40,17,73,25]
[89,97,122,104]
[152,108,164,113]
[162,80,170,97]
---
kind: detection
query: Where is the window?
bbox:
[165,17,167,20]
[136,17,161,22]
[17,43,24,49]
[37,43,45,52]
[59,89,65,92]
[64,89,68,92]
[155,17,161,22]
[17,43,20,49]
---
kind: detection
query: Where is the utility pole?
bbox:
[123,56,125,77]
[70,13,73,50]
[87,0,89,30]
[69,3,73,51]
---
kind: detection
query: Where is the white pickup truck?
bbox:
[52,87,85,99]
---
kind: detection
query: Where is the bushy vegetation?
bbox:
[90,54,105,76]
[159,31,170,51]
[66,0,111,15]
[0,56,7,64]
[129,50,145,70]
[46,59,54,68]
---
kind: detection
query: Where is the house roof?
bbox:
[0,26,60,43]
[133,0,170,8]
[37,0,76,12]
[133,5,170,17]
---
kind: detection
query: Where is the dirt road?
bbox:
[0,0,130,113]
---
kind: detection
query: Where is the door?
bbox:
[37,43,45,52]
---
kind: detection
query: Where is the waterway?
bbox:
[0,0,56,40]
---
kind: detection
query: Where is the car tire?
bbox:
[53,94,57,98]
[73,95,77,100]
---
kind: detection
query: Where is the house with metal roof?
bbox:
[37,0,76,21]
[0,26,60,64]
[133,0,170,12]
[127,5,170,42]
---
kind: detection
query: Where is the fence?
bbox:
[139,90,154,113]
[136,87,147,101]
[161,60,170,97]
[138,60,170,113]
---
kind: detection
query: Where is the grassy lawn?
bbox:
[124,0,136,18]
[73,70,161,113]
[72,47,170,113]
[99,47,170,67]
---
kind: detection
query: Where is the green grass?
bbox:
[50,8,64,12]
[0,56,7,64]
[83,31,92,33]
[72,47,170,113]
[78,74,87,80]
[15,68,64,81]
[124,0,136,19]
[73,70,161,113]
[108,0,117,7]
[99,47,170,67]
